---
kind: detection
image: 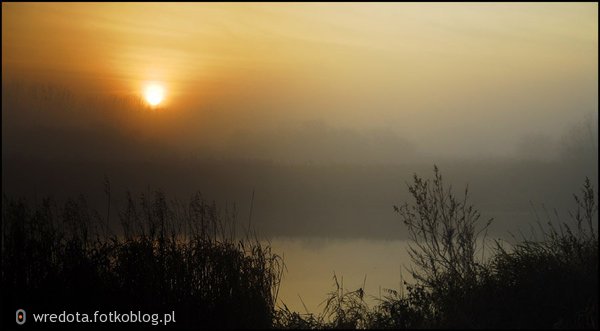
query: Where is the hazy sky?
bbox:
[3,4,597,314]
[2,2,598,158]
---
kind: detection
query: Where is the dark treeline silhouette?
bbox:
[3,82,598,241]
[1,80,598,328]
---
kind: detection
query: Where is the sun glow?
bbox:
[144,83,165,107]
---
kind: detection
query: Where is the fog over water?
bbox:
[2,2,598,314]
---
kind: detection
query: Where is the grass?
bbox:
[2,166,597,329]
[1,188,284,329]
[273,167,598,329]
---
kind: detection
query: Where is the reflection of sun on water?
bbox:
[144,83,165,107]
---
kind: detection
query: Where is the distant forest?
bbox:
[2,82,598,241]
[1,83,597,328]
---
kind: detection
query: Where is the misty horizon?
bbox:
[2,78,598,241]
[2,2,598,328]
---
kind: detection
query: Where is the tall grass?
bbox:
[2,166,597,329]
[486,177,598,328]
[273,273,370,329]
[274,166,598,329]
[1,189,284,329]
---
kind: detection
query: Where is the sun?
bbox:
[144,83,165,107]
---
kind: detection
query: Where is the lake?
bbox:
[270,237,414,314]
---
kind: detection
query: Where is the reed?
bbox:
[1,189,284,329]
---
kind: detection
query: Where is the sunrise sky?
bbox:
[3,2,598,315]
[3,2,597,158]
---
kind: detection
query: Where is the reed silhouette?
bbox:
[273,167,598,329]
[1,164,597,328]
[1,189,284,329]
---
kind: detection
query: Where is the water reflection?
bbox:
[270,237,414,313]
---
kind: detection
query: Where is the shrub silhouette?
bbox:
[274,166,597,329]
[392,165,493,327]
[385,167,597,329]
[2,167,597,329]
[1,190,284,329]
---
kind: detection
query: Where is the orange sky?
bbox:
[3,3,597,314]
[2,2,598,157]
